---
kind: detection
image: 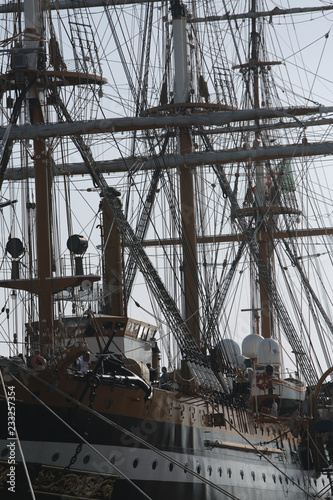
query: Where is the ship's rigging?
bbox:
[0,2,333,499]
[0,0,332,385]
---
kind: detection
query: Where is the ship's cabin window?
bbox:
[152,460,158,470]
[133,458,139,468]
[148,328,157,340]
[240,470,244,480]
[52,452,59,462]
[197,465,201,474]
[207,466,212,476]
[272,474,276,483]
[262,473,266,482]
[251,471,255,481]
[279,475,283,484]
[169,463,173,472]
[133,322,140,335]
[227,468,232,478]
[102,321,113,332]
[138,326,146,339]
[218,467,222,477]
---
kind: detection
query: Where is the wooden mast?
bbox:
[102,198,125,316]
[0,0,101,355]
[24,0,54,354]
[172,1,200,346]
[251,0,272,339]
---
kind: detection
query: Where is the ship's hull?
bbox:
[0,439,320,500]
[0,435,324,500]
[0,383,328,500]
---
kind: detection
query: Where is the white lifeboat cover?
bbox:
[257,338,282,365]
[242,334,264,359]
[218,338,241,364]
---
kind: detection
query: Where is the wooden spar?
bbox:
[191,5,333,23]
[2,2,332,19]
[0,0,162,13]
[139,226,333,247]
[6,140,333,179]
[1,105,333,140]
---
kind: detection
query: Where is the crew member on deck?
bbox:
[159,366,170,389]
[80,353,91,373]
[147,363,156,383]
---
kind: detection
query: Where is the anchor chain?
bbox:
[64,374,100,472]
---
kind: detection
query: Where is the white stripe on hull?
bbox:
[0,439,329,499]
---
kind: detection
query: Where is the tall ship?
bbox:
[0,1,333,499]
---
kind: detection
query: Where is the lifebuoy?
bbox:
[31,354,47,370]
[256,372,271,391]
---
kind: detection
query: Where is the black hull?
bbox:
[0,397,326,500]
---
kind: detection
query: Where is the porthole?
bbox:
[110,456,116,465]
[218,467,222,477]
[52,452,60,462]
[169,463,173,472]
[83,455,91,464]
[240,470,244,480]
[262,473,266,483]
[133,458,139,468]
[105,399,111,409]
[272,474,276,483]
[197,465,201,474]
[152,460,158,470]
[251,471,256,481]
[279,475,283,484]
[208,466,212,477]
[227,468,232,478]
